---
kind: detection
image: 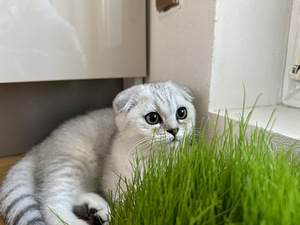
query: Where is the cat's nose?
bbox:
[167,128,179,137]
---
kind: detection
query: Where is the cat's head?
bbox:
[113,81,196,149]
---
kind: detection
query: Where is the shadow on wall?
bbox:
[0,79,123,158]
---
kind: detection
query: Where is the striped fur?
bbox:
[0,81,196,225]
[0,155,45,225]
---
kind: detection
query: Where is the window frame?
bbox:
[282,0,300,108]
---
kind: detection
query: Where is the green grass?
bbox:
[111,107,300,225]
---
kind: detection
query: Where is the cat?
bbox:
[0,81,196,225]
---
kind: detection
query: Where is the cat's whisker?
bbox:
[127,137,153,157]
[132,141,153,155]
[138,141,154,154]
[131,137,153,150]
[123,139,154,168]
[130,137,151,149]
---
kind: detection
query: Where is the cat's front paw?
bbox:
[75,193,111,225]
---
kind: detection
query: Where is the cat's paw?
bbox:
[75,193,111,225]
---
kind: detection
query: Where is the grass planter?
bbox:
[111,107,300,225]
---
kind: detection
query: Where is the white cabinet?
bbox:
[0,0,146,83]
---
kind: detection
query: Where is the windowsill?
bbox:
[209,105,300,150]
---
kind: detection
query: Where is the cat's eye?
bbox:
[176,107,187,120]
[145,112,161,125]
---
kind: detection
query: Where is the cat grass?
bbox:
[111,106,300,225]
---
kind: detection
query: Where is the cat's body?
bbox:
[0,81,196,225]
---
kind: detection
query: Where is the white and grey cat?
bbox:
[0,81,196,225]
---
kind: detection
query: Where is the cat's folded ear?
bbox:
[113,85,140,113]
[179,86,194,102]
[170,81,194,102]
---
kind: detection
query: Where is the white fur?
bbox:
[0,81,196,225]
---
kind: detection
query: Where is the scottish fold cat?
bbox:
[0,81,196,225]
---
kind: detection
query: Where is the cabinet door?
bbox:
[0,0,146,83]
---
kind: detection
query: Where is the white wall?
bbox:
[209,0,293,112]
[146,0,216,121]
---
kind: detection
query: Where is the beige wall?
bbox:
[146,0,216,122]
[0,79,123,158]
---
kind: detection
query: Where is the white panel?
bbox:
[0,0,146,83]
